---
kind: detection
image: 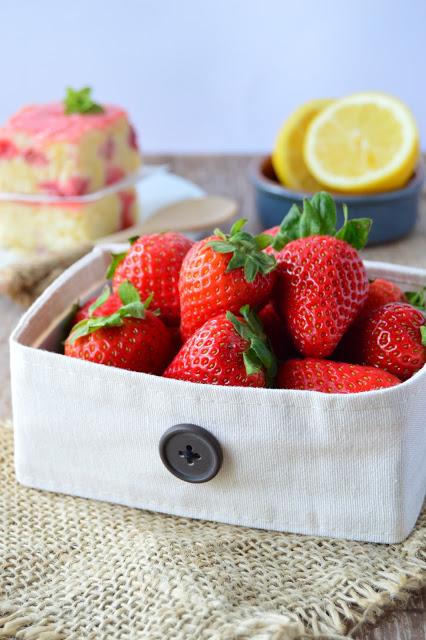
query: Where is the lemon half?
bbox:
[304,92,419,193]
[272,99,333,192]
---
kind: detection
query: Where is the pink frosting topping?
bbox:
[0,103,127,142]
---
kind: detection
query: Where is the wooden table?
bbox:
[0,155,424,639]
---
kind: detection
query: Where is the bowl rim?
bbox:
[250,155,426,202]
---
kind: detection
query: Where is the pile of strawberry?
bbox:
[65,192,426,393]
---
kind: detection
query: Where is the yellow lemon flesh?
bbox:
[304,92,419,194]
[272,99,333,192]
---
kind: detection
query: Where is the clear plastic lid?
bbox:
[0,165,167,204]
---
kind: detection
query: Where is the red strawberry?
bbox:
[349,302,426,380]
[276,235,368,357]
[65,282,173,374]
[269,193,371,357]
[111,232,193,326]
[179,219,277,340]
[357,278,406,322]
[258,302,294,360]
[164,305,276,387]
[278,358,400,393]
[73,291,121,325]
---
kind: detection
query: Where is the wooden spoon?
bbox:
[0,196,237,306]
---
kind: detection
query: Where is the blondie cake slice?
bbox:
[0,88,141,250]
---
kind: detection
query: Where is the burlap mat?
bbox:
[0,424,424,640]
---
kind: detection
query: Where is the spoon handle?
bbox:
[94,196,237,245]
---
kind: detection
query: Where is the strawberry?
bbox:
[164,305,277,387]
[348,302,426,380]
[73,290,121,325]
[357,278,406,322]
[278,358,400,394]
[65,282,173,374]
[110,232,193,326]
[271,193,371,357]
[179,219,277,340]
[258,302,294,360]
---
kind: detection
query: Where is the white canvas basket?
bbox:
[10,246,426,544]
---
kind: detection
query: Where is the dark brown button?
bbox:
[159,424,222,483]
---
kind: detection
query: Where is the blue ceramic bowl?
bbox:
[251,156,425,245]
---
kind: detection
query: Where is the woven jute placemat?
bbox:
[0,424,424,640]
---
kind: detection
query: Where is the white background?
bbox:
[1,0,425,152]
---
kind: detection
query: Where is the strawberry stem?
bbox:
[421,326,426,347]
[208,219,276,283]
[226,305,277,385]
[106,251,127,279]
[271,191,372,251]
[68,282,154,344]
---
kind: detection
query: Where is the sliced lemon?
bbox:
[304,92,419,193]
[272,99,333,192]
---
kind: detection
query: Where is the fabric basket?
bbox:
[10,246,426,544]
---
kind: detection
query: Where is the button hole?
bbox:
[178,444,201,465]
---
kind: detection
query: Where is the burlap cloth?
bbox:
[0,424,424,640]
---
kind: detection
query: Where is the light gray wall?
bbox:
[1,0,425,152]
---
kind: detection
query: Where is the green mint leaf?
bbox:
[406,287,426,310]
[88,284,111,317]
[64,87,104,115]
[106,252,127,279]
[421,326,426,347]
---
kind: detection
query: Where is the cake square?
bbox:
[0,88,141,250]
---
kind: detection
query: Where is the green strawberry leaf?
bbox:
[226,305,277,385]
[243,350,263,375]
[255,233,273,250]
[271,204,303,251]
[230,218,248,235]
[106,251,127,279]
[207,219,277,283]
[88,284,110,316]
[208,241,235,254]
[406,287,426,311]
[68,282,153,344]
[271,192,372,251]
[421,326,426,347]
[299,199,323,237]
[64,87,104,115]
[335,204,372,250]
[118,280,142,305]
[309,191,337,234]
[128,235,140,245]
